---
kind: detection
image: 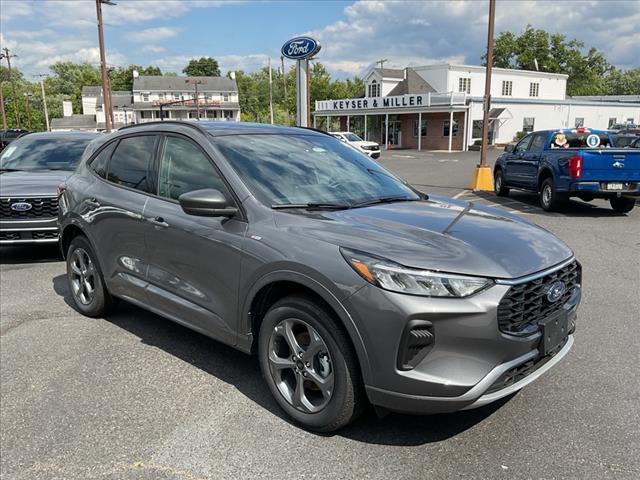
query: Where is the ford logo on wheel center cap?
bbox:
[546,280,566,303]
[10,202,33,212]
[281,36,321,60]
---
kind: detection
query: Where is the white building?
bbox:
[313,64,640,151]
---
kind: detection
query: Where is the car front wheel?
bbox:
[258,295,364,432]
[609,196,635,213]
[66,235,112,317]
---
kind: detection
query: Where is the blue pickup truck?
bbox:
[494,128,640,213]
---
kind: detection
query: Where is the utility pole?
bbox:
[1,48,20,128]
[36,75,50,131]
[23,93,32,130]
[96,0,115,132]
[479,0,496,167]
[0,83,7,129]
[185,79,204,120]
[280,55,287,97]
[268,58,274,124]
[375,58,388,69]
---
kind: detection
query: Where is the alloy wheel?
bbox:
[267,318,335,413]
[69,247,96,305]
[542,184,552,207]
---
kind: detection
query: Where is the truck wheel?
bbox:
[258,295,364,432]
[494,169,509,196]
[539,178,566,212]
[609,197,635,213]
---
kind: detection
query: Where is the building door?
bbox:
[383,120,402,147]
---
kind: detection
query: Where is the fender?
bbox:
[238,269,373,384]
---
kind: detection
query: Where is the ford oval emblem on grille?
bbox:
[546,280,566,303]
[10,202,33,212]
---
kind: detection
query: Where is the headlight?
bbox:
[341,248,493,297]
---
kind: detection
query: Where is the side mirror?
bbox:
[178,189,238,217]
[504,144,515,153]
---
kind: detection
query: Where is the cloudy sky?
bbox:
[1,0,638,81]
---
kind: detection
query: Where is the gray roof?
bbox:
[51,115,97,130]
[373,68,405,79]
[387,68,436,95]
[133,75,238,92]
[81,86,130,97]
[98,92,133,108]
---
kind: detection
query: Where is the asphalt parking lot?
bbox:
[1,149,639,479]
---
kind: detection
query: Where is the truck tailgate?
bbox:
[581,150,640,181]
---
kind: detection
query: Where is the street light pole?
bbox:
[36,75,50,131]
[269,57,274,124]
[479,0,496,167]
[1,48,20,128]
[23,93,32,130]
[96,0,115,132]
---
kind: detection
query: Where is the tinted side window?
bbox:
[158,136,228,201]
[529,134,547,152]
[107,135,156,193]
[90,141,117,178]
[515,134,533,153]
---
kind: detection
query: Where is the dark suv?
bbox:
[59,121,580,431]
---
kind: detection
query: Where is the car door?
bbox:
[521,133,547,187]
[143,134,247,345]
[504,134,534,186]
[83,134,158,303]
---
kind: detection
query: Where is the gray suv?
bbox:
[59,121,581,431]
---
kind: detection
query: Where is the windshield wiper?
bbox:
[0,168,23,173]
[351,195,420,208]
[272,202,351,211]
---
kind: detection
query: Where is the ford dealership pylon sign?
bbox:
[281,36,321,60]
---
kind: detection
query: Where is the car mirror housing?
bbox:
[178,189,238,217]
[504,144,515,153]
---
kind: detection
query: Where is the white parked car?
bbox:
[329,131,381,159]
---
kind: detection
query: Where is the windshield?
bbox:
[613,136,638,148]
[214,133,418,207]
[344,133,362,142]
[0,136,94,171]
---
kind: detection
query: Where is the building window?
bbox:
[501,81,513,96]
[472,120,483,138]
[368,80,380,98]
[142,93,149,102]
[523,117,535,133]
[574,117,584,128]
[173,93,180,101]
[627,118,634,124]
[222,93,229,102]
[529,82,539,97]
[608,117,617,128]
[443,119,459,137]
[205,94,212,101]
[413,120,427,137]
[458,78,471,94]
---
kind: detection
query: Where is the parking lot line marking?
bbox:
[453,190,469,199]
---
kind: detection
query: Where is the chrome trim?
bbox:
[0,226,58,232]
[0,218,57,224]
[462,335,574,410]
[0,195,57,199]
[0,238,59,244]
[495,256,576,286]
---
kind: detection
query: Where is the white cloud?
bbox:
[128,27,180,43]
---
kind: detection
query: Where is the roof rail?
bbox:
[117,120,208,133]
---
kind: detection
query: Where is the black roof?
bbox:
[118,121,325,137]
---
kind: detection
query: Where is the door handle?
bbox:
[149,216,169,228]
[86,197,100,208]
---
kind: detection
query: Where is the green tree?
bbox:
[109,64,162,91]
[183,57,220,77]
[47,62,101,113]
[604,68,640,95]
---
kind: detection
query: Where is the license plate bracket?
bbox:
[539,310,569,356]
[605,182,624,190]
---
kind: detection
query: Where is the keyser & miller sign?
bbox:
[316,94,431,112]
[281,37,321,60]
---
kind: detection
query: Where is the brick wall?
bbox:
[399,112,466,150]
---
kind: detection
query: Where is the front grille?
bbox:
[498,261,581,336]
[0,232,21,241]
[32,231,58,240]
[0,197,58,219]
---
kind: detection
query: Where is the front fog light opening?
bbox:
[398,320,435,370]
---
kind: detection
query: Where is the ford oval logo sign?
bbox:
[546,281,566,303]
[281,36,320,60]
[10,202,33,212]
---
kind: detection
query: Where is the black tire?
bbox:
[539,177,567,212]
[66,235,112,317]
[258,295,364,432]
[494,169,509,196]
[609,196,635,213]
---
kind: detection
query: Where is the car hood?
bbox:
[351,140,379,148]
[0,170,71,197]
[274,196,573,279]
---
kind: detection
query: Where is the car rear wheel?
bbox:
[609,196,635,213]
[258,295,364,432]
[494,169,509,196]
[66,235,112,317]
[539,178,566,212]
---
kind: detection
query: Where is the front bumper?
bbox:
[343,270,579,414]
[0,218,59,244]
